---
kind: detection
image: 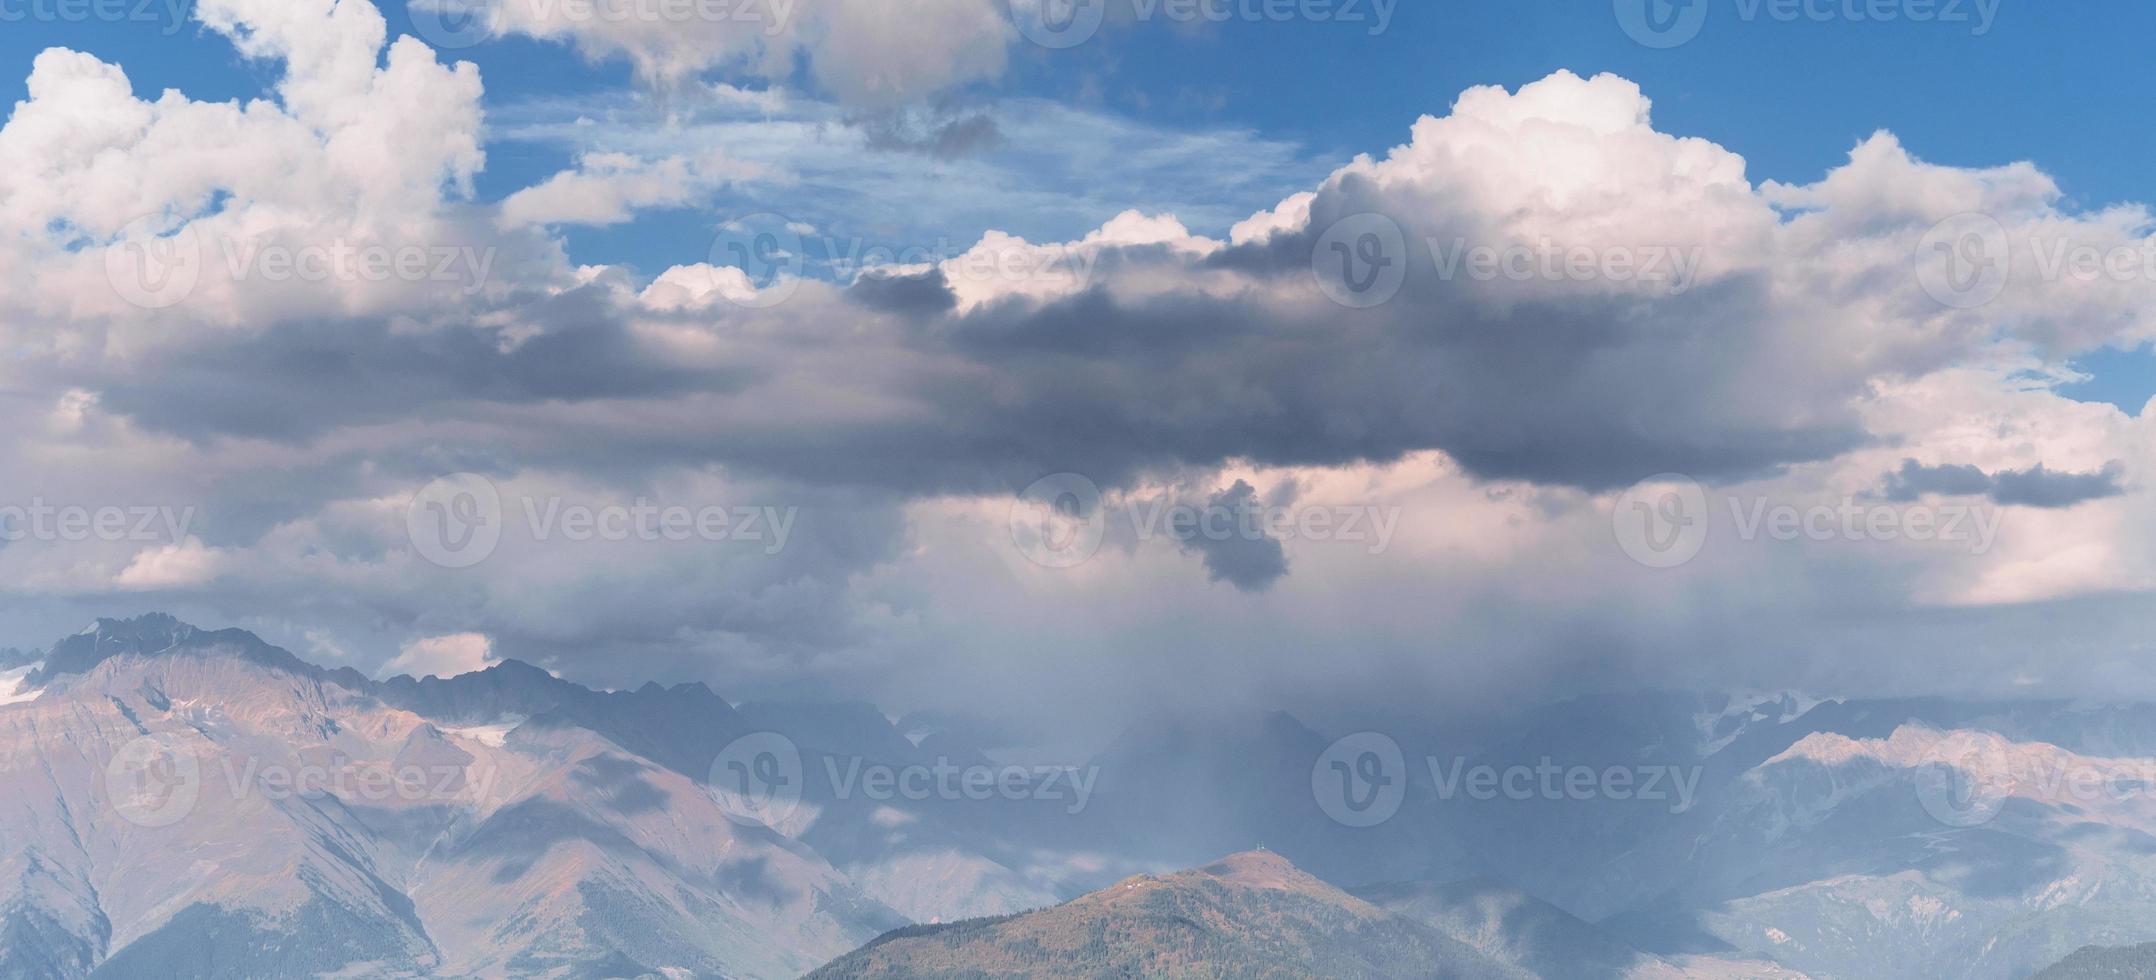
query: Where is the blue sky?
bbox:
[21,0,2140,404]
[18,2,2156,242]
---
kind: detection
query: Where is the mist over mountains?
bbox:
[0,615,2153,977]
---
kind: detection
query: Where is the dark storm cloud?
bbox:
[1171,480,1289,592]
[1990,462,2129,508]
[845,271,958,316]
[794,241,1861,498]
[1192,185,1875,489]
[1882,459,2127,509]
[68,214,1875,521]
[1882,460,1997,501]
[32,103,1908,551]
[90,285,736,444]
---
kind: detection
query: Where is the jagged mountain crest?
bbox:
[0,615,1063,978]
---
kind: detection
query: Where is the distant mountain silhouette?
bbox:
[808,850,1530,979]
[2034,941,2156,979]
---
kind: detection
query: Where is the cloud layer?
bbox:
[3,2,2154,740]
[464,0,1013,105]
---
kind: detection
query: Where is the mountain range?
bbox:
[7,616,2156,977]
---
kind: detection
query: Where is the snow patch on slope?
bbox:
[436,716,525,748]
[1695,691,1827,756]
[0,664,43,706]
